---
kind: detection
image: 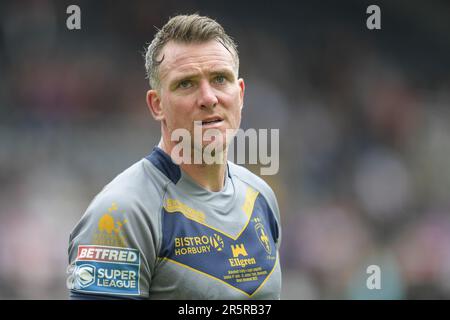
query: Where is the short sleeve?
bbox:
[67,191,159,299]
[268,189,282,250]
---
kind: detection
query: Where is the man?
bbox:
[67,14,281,299]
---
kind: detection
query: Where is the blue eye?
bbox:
[214,75,226,84]
[178,80,193,89]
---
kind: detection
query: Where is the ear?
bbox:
[146,89,164,121]
[238,78,245,110]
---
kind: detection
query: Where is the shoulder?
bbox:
[228,161,282,248]
[228,161,278,202]
[70,158,168,245]
[89,159,165,214]
[102,158,169,200]
[228,161,280,221]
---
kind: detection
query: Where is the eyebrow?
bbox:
[210,69,235,79]
[170,73,198,85]
[169,68,235,88]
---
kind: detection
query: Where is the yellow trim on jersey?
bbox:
[161,255,278,298]
[164,187,259,240]
[242,187,259,218]
[165,199,206,223]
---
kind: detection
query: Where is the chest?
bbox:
[154,192,280,298]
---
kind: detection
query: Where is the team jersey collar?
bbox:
[146,146,232,187]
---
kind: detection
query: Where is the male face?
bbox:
[147,39,245,157]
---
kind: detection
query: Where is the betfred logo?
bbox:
[77,245,139,264]
[71,245,141,296]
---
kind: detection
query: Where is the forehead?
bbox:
[158,40,236,82]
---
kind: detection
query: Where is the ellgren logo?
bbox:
[75,264,96,288]
[228,243,256,268]
[231,244,248,258]
[255,223,271,254]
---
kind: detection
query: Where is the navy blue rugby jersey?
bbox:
[67,147,282,299]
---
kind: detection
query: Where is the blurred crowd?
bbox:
[1,0,450,299]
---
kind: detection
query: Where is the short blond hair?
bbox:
[144,14,239,89]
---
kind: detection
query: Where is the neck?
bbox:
[181,162,227,192]
[158,138,228,192]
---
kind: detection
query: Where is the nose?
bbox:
[197,81,218,109]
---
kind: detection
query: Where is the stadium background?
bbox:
[1,0,450,299]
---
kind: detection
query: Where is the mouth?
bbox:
[200,117,224,127]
